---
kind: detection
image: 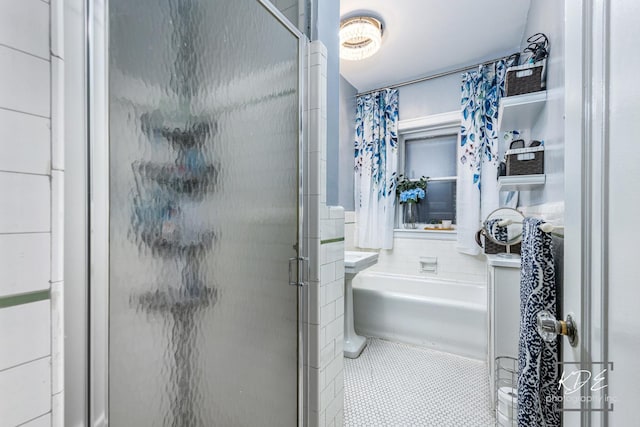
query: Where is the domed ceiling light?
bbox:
[339,16,383,61]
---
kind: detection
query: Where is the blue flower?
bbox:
[399,188,425,203]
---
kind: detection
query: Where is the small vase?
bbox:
[403,202,419,229]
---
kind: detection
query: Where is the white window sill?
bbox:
[393,228,457,241]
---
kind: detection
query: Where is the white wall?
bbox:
[0,0,65,425]
[337,76,356,211]
[398,73,461,120]
[516,0,565,207]
[315,0,341,208]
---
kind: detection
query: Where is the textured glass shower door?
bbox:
[107,1,302,425]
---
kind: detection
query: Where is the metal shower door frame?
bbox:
[87,1,308,425]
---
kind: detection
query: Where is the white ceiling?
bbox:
[340,0,532,92]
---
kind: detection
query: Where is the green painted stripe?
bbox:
[321,237,345,245]
[0,290,50,309]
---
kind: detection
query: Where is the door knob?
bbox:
[537,310,578,347]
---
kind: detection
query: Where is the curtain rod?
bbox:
[356,52,519,97]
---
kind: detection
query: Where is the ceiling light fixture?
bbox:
[339,16,383,61]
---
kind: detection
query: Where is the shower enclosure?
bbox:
[89,0,306,425]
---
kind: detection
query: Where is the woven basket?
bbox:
[506,146,544,176]
[484,239,522,255]
[477,229,522,255]
[505,60,546,96]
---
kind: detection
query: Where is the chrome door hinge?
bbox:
[289,256,309,287]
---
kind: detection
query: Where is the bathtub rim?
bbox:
[352,270,487,318]
[352,270,486,288]
[352,271,488,360]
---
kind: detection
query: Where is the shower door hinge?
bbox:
[289,256,309,287]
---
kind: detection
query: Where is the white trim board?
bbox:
[398,111,460,137]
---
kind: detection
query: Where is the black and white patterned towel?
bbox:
[486,218,508,244]
[517,218,560,427]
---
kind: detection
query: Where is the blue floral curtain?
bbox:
[456,59,515,254]
[354,89,399,249]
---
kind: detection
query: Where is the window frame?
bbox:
[396,111,461,238]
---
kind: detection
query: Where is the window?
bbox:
[404,134,457,224]
[396,111,460,230]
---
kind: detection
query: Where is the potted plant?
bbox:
[396,175,428,229]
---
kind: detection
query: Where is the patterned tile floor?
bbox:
[344,338,495,427]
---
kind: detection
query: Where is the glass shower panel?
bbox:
[108,1,300,425]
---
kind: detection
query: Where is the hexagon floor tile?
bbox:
[344,338,495,427]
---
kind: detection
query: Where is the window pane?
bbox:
[416,180,457,224]
[405,134,457,178]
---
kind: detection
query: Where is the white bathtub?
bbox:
[352,272,487,360]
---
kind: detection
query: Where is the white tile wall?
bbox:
[49,4,66,416]
[51,171,64,282]
[52,390,63,427]
[306,40,345,427]
[51,57,65,171]
[344,211,356,252]
[51,281,64,395]
[304,42,324,426]
[0,172,51,233]
[0,1,65,423]
[21,413,51,427]
[0,300,50,371]
[320,205,345,427]
[50,0,64,59]
[0,0,50,59]
[0,109,50,175]
[0,357,51,426]
[0,233,50,297]
[0,46,50,117]
[345,215,487,284]
[318,233,345,427]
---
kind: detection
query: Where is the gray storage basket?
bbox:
[505,60,546,96]
[506,146,544,176]
[477,229,522,255]
[484,239,521,255]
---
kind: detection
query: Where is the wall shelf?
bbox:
[498,91,547,132]
[498,174,546,191]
